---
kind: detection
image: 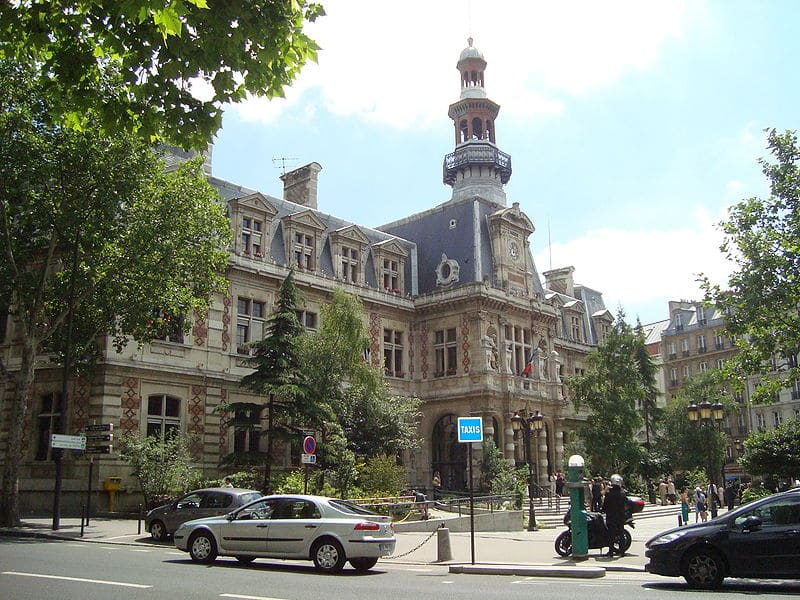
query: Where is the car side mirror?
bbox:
[741,515,762,532]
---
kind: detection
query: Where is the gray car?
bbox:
[145,487,261,541]
[173,494,396,572]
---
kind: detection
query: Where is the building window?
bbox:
[697,335,706,353]
[233,406,261,453]
[570,316,582,342]
[237,297,266,353]
[147,394,181,438]
[295,310,318,331]
[152,309,184,343]
[697,306,706,324]
[505,325,532,375]
[293,232,315,270]
[669,368,678,386]
[675,313,683,330]
[383,329,404,377]
[341,246,360,283]
[773,411,783,428]
[716,359,725,369]
[35,392,62,461]
[434,328,457,377]
[715,331,724,350]
[668,341,677,359]
[682,365,690,378]
[382,259,400,292]
[699,361,708,372]
[756,412,766,431]
[681,338,689,356]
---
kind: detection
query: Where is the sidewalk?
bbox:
[0,504,688,579]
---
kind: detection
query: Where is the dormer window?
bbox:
[342,246,359,283]
[294,232,314,270]
[241,215,263,256]
[383,259,399,291]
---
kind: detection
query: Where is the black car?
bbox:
[645,488,800,588]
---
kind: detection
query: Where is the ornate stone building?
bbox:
[1,40,611,512]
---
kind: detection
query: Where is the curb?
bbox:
[449,564,606,578]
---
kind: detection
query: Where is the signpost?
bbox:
[51,434,87,451]
[302,435,316,493]
[457,416,483,565]
[83,423,114,526]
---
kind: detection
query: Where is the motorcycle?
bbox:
[554,495,644,557]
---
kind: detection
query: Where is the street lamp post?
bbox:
[687,398,725,485]
[512,410,545,532]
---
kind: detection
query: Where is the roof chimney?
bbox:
[280,162,322,209]
[543,266,575,297]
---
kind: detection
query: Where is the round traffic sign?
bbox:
[303,435,316,454]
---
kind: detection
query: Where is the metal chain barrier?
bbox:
[383,526,440,560]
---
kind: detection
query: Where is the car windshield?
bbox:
[239,492,262,505]
[329,499,379,516]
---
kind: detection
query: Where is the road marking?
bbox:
[2,571,151,588]
[220,594,288,600]
[130,548,150,552]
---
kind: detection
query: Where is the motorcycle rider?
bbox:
[601,473,627,557]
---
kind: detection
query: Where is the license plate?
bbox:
[379,543,392,552]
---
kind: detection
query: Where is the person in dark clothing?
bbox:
[591,477,603,512]
[601,473,627,557]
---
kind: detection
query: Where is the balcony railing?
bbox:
[443,142,512,185]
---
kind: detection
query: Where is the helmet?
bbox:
[610,474,623,487]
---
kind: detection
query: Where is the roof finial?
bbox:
[467,36,473,47]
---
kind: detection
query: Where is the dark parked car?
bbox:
[645,487,800,588]
[145,487,261,541]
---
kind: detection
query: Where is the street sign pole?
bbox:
[457,416,483,566]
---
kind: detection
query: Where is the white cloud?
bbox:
[535,205,731,322]
[230,0,694,127]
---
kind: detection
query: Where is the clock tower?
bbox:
[443,38,511,205]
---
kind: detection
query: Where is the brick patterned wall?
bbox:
[188,385,206,459]
[120,377,141,436]
[461,314,471,374]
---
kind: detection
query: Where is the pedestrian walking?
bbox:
[658,478,668,506]
[679,486,690,525]
[555,470,565,497]
[591,477,603,511]
[667,478,676,504]
[694,487,707,523]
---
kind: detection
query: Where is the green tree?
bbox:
[739,415,800,479]
[634,319,662,450]
[703,129,800,404]
[0,1,324,148]
[239,271,309,493]
[568,311,646,476]
[301,289,422,459]
[0,62,231,526]
[480,439,519,498]
[358,455,407,498]
[119,432,199,510]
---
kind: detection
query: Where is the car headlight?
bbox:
[649,529,690,546]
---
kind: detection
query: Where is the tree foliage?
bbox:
[119,432,199,510]
[703,129,800,403]
[0,0,324,148]
[739,415,800,479]
[0,61,232,526]
[567,311,648,476]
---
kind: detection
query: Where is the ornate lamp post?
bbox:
[512,410,545,532]
[687,398,726,489]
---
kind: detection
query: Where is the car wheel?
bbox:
[312,538,346,573]
[149,520,168,542]
[554,531,572,557]
[349,557,378,572]
[235,556,256,564]
[681,548,725,589]
[188,531,218,564]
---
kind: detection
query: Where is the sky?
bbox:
[209,0,798,325]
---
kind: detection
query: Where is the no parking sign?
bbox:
[303,435,316,454]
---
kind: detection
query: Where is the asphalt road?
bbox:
[2,536,800,600]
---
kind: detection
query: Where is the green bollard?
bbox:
[568,455,588,559]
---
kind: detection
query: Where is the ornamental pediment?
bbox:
[373,238,409,258]
[332,225,370,245]
[281,209,326,231]
[233,192,278,218]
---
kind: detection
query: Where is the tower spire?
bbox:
[443,39,511,205]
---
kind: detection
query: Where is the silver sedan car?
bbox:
[173,494,396,572]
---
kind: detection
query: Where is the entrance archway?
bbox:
[432,414,468,491]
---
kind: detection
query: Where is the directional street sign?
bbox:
[85,445,113,454]
[457,417,483,443]
[51,434,87,451]
[301,453,317,464]
[85,423,113,432]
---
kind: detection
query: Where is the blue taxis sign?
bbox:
[457,417,483,443]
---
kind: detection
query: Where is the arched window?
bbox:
[459,119,469,143]
[431,414,468,491]
[472,117,483,139]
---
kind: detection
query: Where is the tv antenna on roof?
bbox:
[272,157,298,175]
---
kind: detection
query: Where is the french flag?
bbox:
[521,349,538,376]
